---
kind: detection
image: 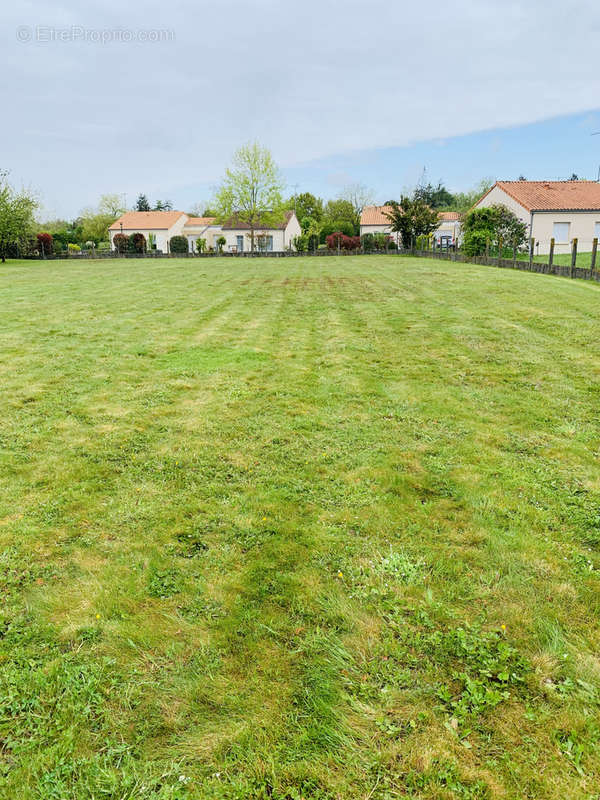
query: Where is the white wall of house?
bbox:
[184,225,222,251]
[531,212,600,255]
[434,221,461,245]
[221,214,301,252]
[475,186,530,224]
[109,216,188,252]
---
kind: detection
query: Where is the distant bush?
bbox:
[321,221,355,243]
[216,236,226,253]
[326,232,361,251]
[361,233,374,252]
[112,233,128,253]
[195,238,206,253]
[67,243,81,253]
[128,232,146,253]
[36,232,53,255]
[169,235,188,253]
[97,241,110,251]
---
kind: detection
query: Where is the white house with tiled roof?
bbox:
[474,181,600,254]
[360,206,462,246]
[109,210,301,253]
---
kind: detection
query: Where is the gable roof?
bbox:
[484,181,600,212]
[183,217,217,227]
[438,211,461,221]
[221,210,295,231]
[360,205,393,225]
[109,211,186,231]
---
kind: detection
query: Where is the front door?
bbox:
[236,236,244,252]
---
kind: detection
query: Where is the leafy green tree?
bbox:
[135,194,151,211]
[384,197,439,248]
[216,236,226,253]
[0,170,38,262]
[214,142,285,252]
[322,198,358,235]
[414,181,455,209]
[154,199,173,211]
[98,194,126,217]
[290,192,323,224]
[448,179,494,213]
[462,204,527,256]
[195,238,207,253]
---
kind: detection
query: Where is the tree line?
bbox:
[0,144,528,259]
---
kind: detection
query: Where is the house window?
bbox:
[553,222,570,243]
[595,222,600,240]
[257,235,273,252]
[236,235,244,252]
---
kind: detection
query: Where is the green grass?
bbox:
[2,255,600,799]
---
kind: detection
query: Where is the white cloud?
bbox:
[1,0,598,215]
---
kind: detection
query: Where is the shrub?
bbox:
[128,232,146,253]
[97,241,110,251]
[216,236,226,253]
[36,232,53,255]
[373,233,392,251]
[320,221,356,243]
[327,232,361,251]
[361,233,374,252]
[195,238,206,253]
[169,235,188,254]
[67,243,81,253]
[112,233,128,253]
[293,234,308,252]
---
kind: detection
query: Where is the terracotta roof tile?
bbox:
[438,211,461,221]
[491,181,600,212]
[109,211,186,231]
[360,206,393,225]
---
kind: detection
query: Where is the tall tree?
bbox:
[414,181,455,209]
[0,170,38,262]
[341,183,374,229]
[98,194,126,217]
[214,142,285,252]
[135,194,151,211]
[384,196,439,248]
[154,199,173,211]
[289,192,323,224]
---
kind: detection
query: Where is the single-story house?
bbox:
[109,210,301,253]
[359,205,396,241]
[360,205,461,246]
[220,210,301,252]
[108,211,187,252]
[474,180,600,255]
[434,211,462,246]
[183,217,222,251]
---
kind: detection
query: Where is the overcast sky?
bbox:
[2,0,599,218]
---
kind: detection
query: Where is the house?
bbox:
[359,206,395,239]
[360,205,461,247]
[109,210,301,253]
[108,211,187,252]
[183,217,222,251]
[434,211,462,247]
[474,181,600,255]
[219,210,301,253]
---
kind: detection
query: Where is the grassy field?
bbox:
[2,255,600,799]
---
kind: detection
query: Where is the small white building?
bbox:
[109,210,301,253]
[220,211,301,252]
[474,181,600,255]
[434,211,462,246]
[108,211,187,252]
[360,205,461,247]
[359,205,395,239]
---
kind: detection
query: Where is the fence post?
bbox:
[591,238,598,274]
[570,238,578,278]
[512,240,517,268]
[548,238,555,271]
[528,238,534,269]
[497,235,502,266]
[485,238,489,265]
